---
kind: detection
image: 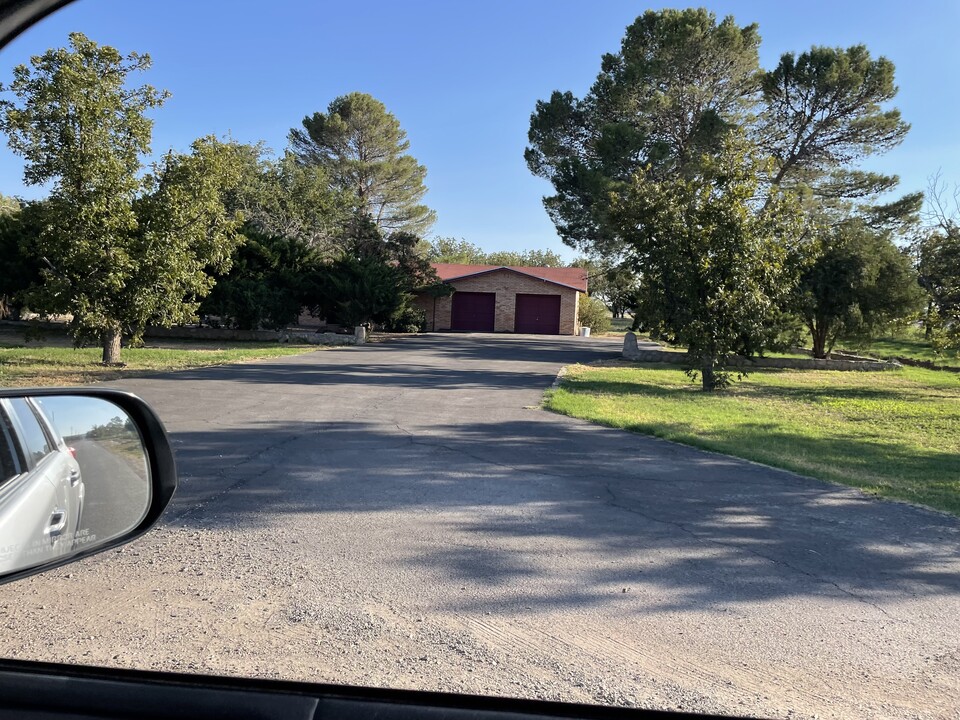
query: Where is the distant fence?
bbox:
[622,333,899,372]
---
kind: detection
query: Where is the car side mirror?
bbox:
[0,388,177,585]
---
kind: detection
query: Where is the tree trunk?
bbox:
[810,322,829,359]
[701,356,717,391]
[925,300,934,340]
[825,331,840,357]
[101,326,122,365]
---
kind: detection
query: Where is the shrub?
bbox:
[578,294,611,334]
[383,305,426,333]
[202,231,319,330]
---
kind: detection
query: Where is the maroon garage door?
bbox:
[450,292,496,332]
[514,293,562,335]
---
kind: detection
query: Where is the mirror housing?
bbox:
[0,1,76,51]
[0,388,177,585]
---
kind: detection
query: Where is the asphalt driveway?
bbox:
[1,333,957,719]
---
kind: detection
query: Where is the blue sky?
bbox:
[33,395,130,439]
[1,1,957,260]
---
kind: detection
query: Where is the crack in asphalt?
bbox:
[397,427,574,483]
[168,377,420,526]
[600,482,897,619]
[393,413,900,622]
[167,429,312,524]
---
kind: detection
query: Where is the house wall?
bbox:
[413,293,438,331]
[416,269,580,335]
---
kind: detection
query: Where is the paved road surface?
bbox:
[0,334,957,719]
[72,438,150,541]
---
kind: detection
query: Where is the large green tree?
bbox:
[527,10,920,382]
[485,249,565,267]
[426,237,566,267]
[793,221,921,358]
[610,137,805,390]
[760,46,909,190]
[290,92,435,236]
[203,147,352,330]
[917,230,960,351]
[201,229,321,331]
[229,147,350,254]
[307,215,442,329]
[312,254,410,329]
[426,237,487,264]
[0,192,16,214]
[0,34,245,362]
[917,176,960,351]
[126,137,250,329]
[759,44,920,354]
[525,8,761,256]
[757,42,919,231]
[0,196,44,319]
[527,16,916,244]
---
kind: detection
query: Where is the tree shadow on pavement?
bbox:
[163,334,620,390]
[165,415,960,615]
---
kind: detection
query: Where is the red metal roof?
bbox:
[431,263,588,293]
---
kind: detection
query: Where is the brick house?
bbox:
[414,263,588,335]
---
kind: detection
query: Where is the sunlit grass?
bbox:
[0,343,320,387]
[546,362,960,515]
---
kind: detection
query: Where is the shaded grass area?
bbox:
[600,316,635,338]
[546,362,960,515]
[609,317,633,331]
[0,343,320,387]
[839,329,960,369]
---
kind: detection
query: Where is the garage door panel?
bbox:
[451,292,496,332]
[514,294,561,335]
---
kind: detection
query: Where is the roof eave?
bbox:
[436,266,586,293]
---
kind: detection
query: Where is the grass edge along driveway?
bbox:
[545,362,960,516]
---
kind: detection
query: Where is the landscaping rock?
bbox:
[283,332,357,346]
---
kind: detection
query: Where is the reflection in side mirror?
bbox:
[0,390,176,582]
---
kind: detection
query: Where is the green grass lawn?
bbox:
[546,362,960,515]
[837,329,960,369]
[606,317,634,335]
[0,342,319,388]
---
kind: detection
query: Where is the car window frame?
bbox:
[27,397,66,452]
[3,397,57,472]
[0,403,25,484]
